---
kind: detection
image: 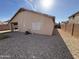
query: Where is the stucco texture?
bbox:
[10,11,55,35]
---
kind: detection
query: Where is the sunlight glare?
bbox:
[40,0,54,9]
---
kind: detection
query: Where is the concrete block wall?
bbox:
[73,24,79,38]
[61,23,66,31]
[61,23,79,38]
[0,24,10,31]
[66,23,74,35]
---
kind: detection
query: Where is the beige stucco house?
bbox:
[9,8,55,35]
[69,11,79,24]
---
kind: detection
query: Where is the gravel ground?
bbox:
[0,30,73,59]
[58,29,79,59]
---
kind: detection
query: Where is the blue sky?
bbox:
[0,0,79,23]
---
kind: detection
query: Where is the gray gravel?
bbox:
[0,31,74,59]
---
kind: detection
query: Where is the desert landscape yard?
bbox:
[0,30,73,59]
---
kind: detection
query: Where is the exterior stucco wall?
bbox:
[69,13,79,24]
[10,11,55,35]
[69,17,74,23]
[74,15,79,24]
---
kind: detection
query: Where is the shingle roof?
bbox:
[69,11,79,18]
[9,8,55,23]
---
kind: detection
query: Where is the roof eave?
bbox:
[8,8,55,23]
[69,11,79,18]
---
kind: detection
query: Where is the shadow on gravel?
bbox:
[53,29,74,59]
